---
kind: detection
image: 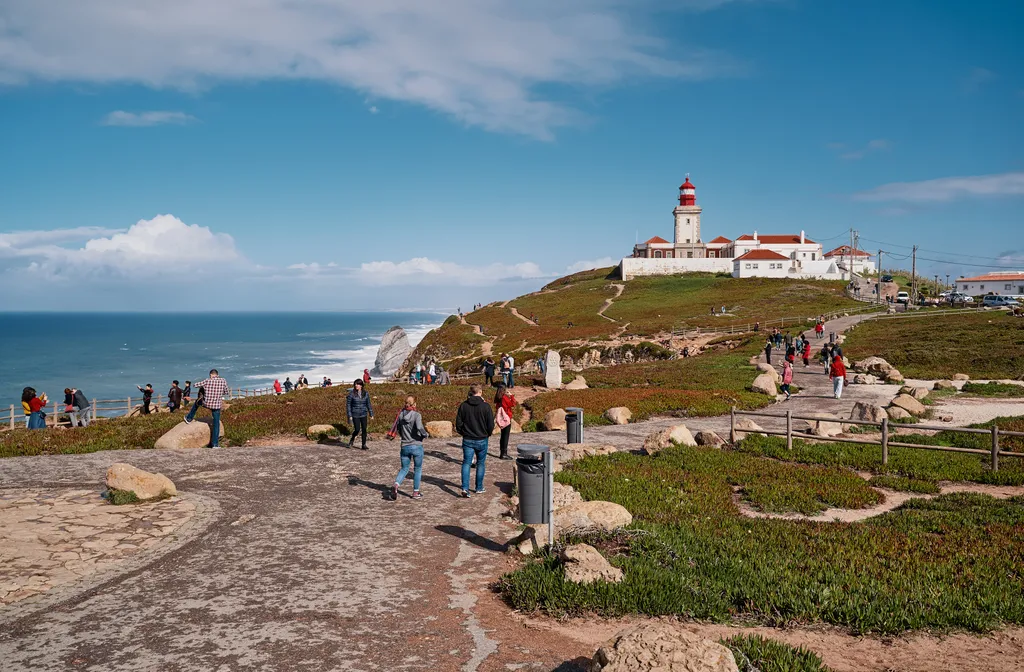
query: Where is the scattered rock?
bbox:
[105,463,176,500]
[694,430,726,447]
[890,393,926,416]
[564,375,589,390]
[552,482,583,510]
[900,386,930,400]
[560,544,623,584]
[755,362,781,384]
[543,350,563,389]
[425,421,453,438]
[796,413,845,438]
[306,424,338,440]
[751,373,777,396]
[604,407,632,425]
[854,356,894,375]
[887,406,911,421]
[154,420,226,450]
[934,380,956,390]
[850,402,887,425]
[953,373,971,381]
[543,409,567,431]
[885,369,905,384]
[552,444,620,464]
[733,418,765,441]
[557,500,633,533]
[591,623,739,672]
[642,424,697,455]
[852,373,879,385]
[371,326,411,378]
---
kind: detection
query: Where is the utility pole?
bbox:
[935,275,939,296]
[946,273,950,291]
[877,249,883,304]
[849,227,855,279]
[911,245,918,303]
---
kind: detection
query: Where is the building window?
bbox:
[790,252,796,259]
[711,251,717,258]
[687,252,693,258]
[980,285,985,290]
[752,263,759,269]
[811,253,816,260]
[1006,284,1012,290]
[685,239,690,243]
[745,264,751,269]
[686,218,690,224]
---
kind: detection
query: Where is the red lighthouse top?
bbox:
[679,175,696,206]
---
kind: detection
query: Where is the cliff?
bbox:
[371,326,412,378]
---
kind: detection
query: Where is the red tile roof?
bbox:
[643,236,671,245]
[735,234,816,245]
[734,249,790,261]
[824,245,871,258]
[707,236,732,244]
[959,272,1024,282]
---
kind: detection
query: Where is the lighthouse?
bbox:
[673,175,705,259]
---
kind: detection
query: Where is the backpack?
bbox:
[386,410,402,441]
[496,406,511,429]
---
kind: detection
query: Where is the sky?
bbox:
[1,0,1022,311]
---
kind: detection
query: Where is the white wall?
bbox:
[958,278,1024,297]
[620,257,732,280]
[732,259,791,278]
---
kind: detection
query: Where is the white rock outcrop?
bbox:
[751,373,777,396]
[106,463,177,500]
[154,420,225,450]
[591,623,739,672]
[604,407,632,425]
[560,544,623,584]
[642,424,697,455]
[371,326,411,378]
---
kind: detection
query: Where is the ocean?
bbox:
[0,312,443,409]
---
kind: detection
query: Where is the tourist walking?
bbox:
[483,357,496,387]
[428,361,436,384]
[283,377,293,393]
[391,395,427,500]
[346,378,374,450]
[167,381,183,413]
[830,351,847,399]
[506,353,515,388]
[781,360,793,401]
[136,384,154,415]
[820,343,832,374]
[455,384,495,497]
[363,369,372,385]
[184,369,229,448]
[273,379,282,395]
[499,355,509,387]
[71,387,90,427]
[815,321,824,339]
[763,338,772,365]
[802,340,811,367]
[23,387,47,429]
[494,384,516,461]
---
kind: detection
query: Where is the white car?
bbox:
[896,291,910,304]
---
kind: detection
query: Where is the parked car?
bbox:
[982,295,1020,308]
[881,274,894,283]
[896,291,910,304]
[949,293,975,304]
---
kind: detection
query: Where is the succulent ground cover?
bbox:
[499,445,1024,634]
[723,634,834,672]
[961,381,1024,397]
[840,311,1024,379]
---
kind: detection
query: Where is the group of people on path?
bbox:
[763,323,848,401]
[408,360,450,385]
[481,354,515,388]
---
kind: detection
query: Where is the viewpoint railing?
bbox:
[672,302,885,338]
[730,407,1023,471]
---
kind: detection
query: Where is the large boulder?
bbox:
[543,409,567,431]
[154,420,225,450]
[425,421,453,438]
[605,407,632,425]
[591,623,738,672]
[694,430,726,447]
[953,373,971,381]
[543,350,563,389]
[552,482,583,510]
[306,424,339,440]
[900,386,930,400]
[887,406,912,421]
[751,373,777,396]
[755,363,781,384]
[371,326,411,378]
[796,413,844,438]
[891,393,927,416]
[564,375,589,390]
[105,463,176,500]
[850,402,887,425]
[642,424,697,455]
[552,444,619,464]
[934,380,956,390]
[854,356,894,375]
[557,501,633,533]
[853,373,879,385]
[733,418,765,441]
[885,369,905,384]
[560,544,623,584]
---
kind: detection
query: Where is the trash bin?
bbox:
[516,444,550,524]
[566,407,584,444]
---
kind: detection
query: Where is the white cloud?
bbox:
[101,110,198,126]
[357,257,549,286]
[0,226,124,253]
[368,106,379,114]
[828,138,891,160]
[853,172,1024,203]
[566,257,617,273]
[0,0,745,139]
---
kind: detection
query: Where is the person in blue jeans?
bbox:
[392,395,428,500]
[455,383,495,498]
[184,369,229,448]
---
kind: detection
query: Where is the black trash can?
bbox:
[516,444,550,524]
[565,407,584,444]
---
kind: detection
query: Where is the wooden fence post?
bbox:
[992,425,1000,472]
[9,405,14,430]
[127,397,132,415]
[881,417,889,465]
[786,409,792,451]
[730,406,736,444]
[92,399,97,422]
[53,400,59,427]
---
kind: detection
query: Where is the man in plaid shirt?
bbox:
[184,369,229,448]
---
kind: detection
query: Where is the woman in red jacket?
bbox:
[830,352,847,399]
[493,384,517,461]
[802,339,812,367]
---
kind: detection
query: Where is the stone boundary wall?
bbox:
[619,257,732,280]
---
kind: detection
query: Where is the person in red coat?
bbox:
[830,351,847,399]
[802,340,812,367]
[493,384,517,461]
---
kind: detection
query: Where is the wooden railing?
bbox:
[730,407,1023,471]
[672,303,884,338]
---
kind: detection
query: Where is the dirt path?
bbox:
[508,306,537,326]
[597,283,624,323]
[459,314,485,336]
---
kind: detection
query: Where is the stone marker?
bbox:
[425,421,453,438]
[642,424,697,455]
[543,409,567,431]
[604,407,632,425]
[751,373,777,396]
[543,350,562,389]
[890,393,926,416]
[154,420,226,450]
[591,622,739,672]
[106,463,176,500]
[560,544,623,584]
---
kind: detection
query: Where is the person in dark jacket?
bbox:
[137,384,153,414]
[71,388,90,427]
[483,357,496,387]
[167,381,183,413]
[182,381,192,405]
[346,378,374,450]
[455,383,495,497]
[763,338,772,365]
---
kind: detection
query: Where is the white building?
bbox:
[957,272,1024,298]
[623,175,845,281]
[824,245,876,274]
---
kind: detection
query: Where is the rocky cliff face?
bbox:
[371,326,412,378]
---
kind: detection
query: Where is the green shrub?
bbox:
[868,474,940,494]
[723,634,834,672]
[106,489,140,505]
[961,382,1024,398]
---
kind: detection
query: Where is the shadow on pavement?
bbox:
[420,475,461,497]
[494,480,515,495]
[435,525,507,553]
[550,658,591,671]
[425,449,462,465]
[347,475,392,500]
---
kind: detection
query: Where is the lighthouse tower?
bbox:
[673,175,705,259]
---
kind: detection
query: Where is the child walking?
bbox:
[781,360,793,401]
[392,396,427,500]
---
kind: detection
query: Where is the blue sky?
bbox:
[1,0,1021,310]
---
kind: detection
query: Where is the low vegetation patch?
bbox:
[105,488,140,505]
[961,381,1024,397]
[723,634,834,672]
[499,445,1024,634]
[867,474,941,494]
[842,311,1024,379]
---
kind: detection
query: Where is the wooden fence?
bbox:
[730,407,1024,471]
[672,302,885,338]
